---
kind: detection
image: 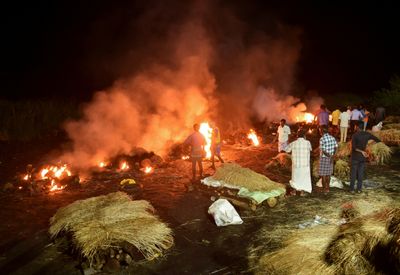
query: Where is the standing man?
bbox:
[275,119,291,152]
[350,121,380,193]
[315,104,330,130]
[210,125,224,169]
[285,130,312,196]
[375,106,386,123]
[319,126,338,194]
[331,108,341,137]
[184,123,206,182]
[339,107,351,142]
[350,106,364,134]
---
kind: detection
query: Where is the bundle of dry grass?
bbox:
[382,123,400,130]
[371,129,400,145]
[212,163,285,192]
[366,141,392,164]
[334,159,350,181]
[384,115,400,124]
[336,142,352,159]
[49,192,173,264]
[265,153,291,170]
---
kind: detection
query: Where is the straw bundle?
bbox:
[212,163,285,192]
[265,153,291,170]
[384,115,400,124]
[382,123,400,130]
[49,192,173,263]
[336,142,351,159]
[366,142,392,164]
[334,159,350,181]
[371,129,400,145]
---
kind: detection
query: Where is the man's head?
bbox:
[320,125,329,135]
[280,119,286,126]
[193,123,200,132]
[347,106,351,110]
[297,129,306,138]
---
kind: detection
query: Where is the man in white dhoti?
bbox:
[285,130,312,196]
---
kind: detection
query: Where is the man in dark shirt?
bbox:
[350,121,381,193]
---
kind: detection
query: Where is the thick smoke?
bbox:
[61,0,322,170]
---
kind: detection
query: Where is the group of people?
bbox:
[315,104,385,143]
[280,104,383,196]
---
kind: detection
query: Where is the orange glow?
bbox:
[141,166,153,174]
[181,155,190,160]
[23,174,30,181]
[99,161,106,168]
[120,161,130,171]
[247,129,260,146]
[49,179,65,192]
[296,112,315,124]
[199,122,212,159]
[40,164,71,180]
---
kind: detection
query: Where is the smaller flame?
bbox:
[49,179,65,192]
[308,129,312,134]
[143,166,153,174]
[296,112,315,124]
[18,186,23,190]
[181,155,189,160]
[99,161,106,168]
[247,129,260,146]
[23,174,30,181]
[120,161,130,171]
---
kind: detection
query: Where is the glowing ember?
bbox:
[247,129,260,146]
[40,164,71,180]
[98,161,107,168]
[181,155,190,160]
[142,166,153,174]
[308,129,312,134]
[49,179,65,192]
[296,112,315,124]
[120,161,130,171]
[199,122,212,159]
[23,174,30,181]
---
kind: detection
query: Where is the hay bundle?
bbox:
[366,142,392,165]
[212,163,285,192]
[384,115,400,124]
[336,142,351,159]
[265,153,291,170]
[334,159,350,181]
[49,192,173,264]
[371,129,400,145]
[382,123,400,130]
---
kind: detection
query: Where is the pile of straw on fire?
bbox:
[49,192,173,271]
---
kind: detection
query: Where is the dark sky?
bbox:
[1,0,399,101]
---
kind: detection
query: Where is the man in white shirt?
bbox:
[339,108,351,142]
[350,106,364,134]
[285,130,312,196]
[276,119,291,152]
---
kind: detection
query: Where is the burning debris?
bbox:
[247,129,260,146]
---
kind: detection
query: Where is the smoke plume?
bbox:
[61,0,323,170]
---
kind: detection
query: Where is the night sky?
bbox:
[1,0,399,101]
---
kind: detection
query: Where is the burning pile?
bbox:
[49,192,173,271]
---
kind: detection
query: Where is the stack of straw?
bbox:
[366,141,392,165]
[212,163,285,192]
[336,142,352,159]
[49,192,173,264]
[334,159,350,181]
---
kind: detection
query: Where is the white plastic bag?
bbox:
[372,122,383,132]
[316,176,343,189]
[208,199,243,226]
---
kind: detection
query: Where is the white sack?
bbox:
[208,199,243,226]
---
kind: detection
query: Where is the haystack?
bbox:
[334,159,350,181]
[371,129,400,145]
[257,207,391,275]
[366,141,392,164]
[265,153,291,170]
[211,163,285,192]
[49,192,173,265]
[382,123,400,130]
[384,115,400,124]
[312,159,319,178]
[336,142,351,159]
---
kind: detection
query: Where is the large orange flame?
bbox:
[247,129,260,146]
[199,122,212,159]
[295,112,315,124]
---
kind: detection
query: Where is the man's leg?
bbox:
[191,159,196,180]
[198,159,203,178]
[211,149,216,169]
[350,159,357,192]
[340,127,344,142]
[357,160,365,191]
[344,127,348,142]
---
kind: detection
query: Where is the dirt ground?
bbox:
[0,137,399,274]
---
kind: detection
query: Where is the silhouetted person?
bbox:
[184,123,206,182]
